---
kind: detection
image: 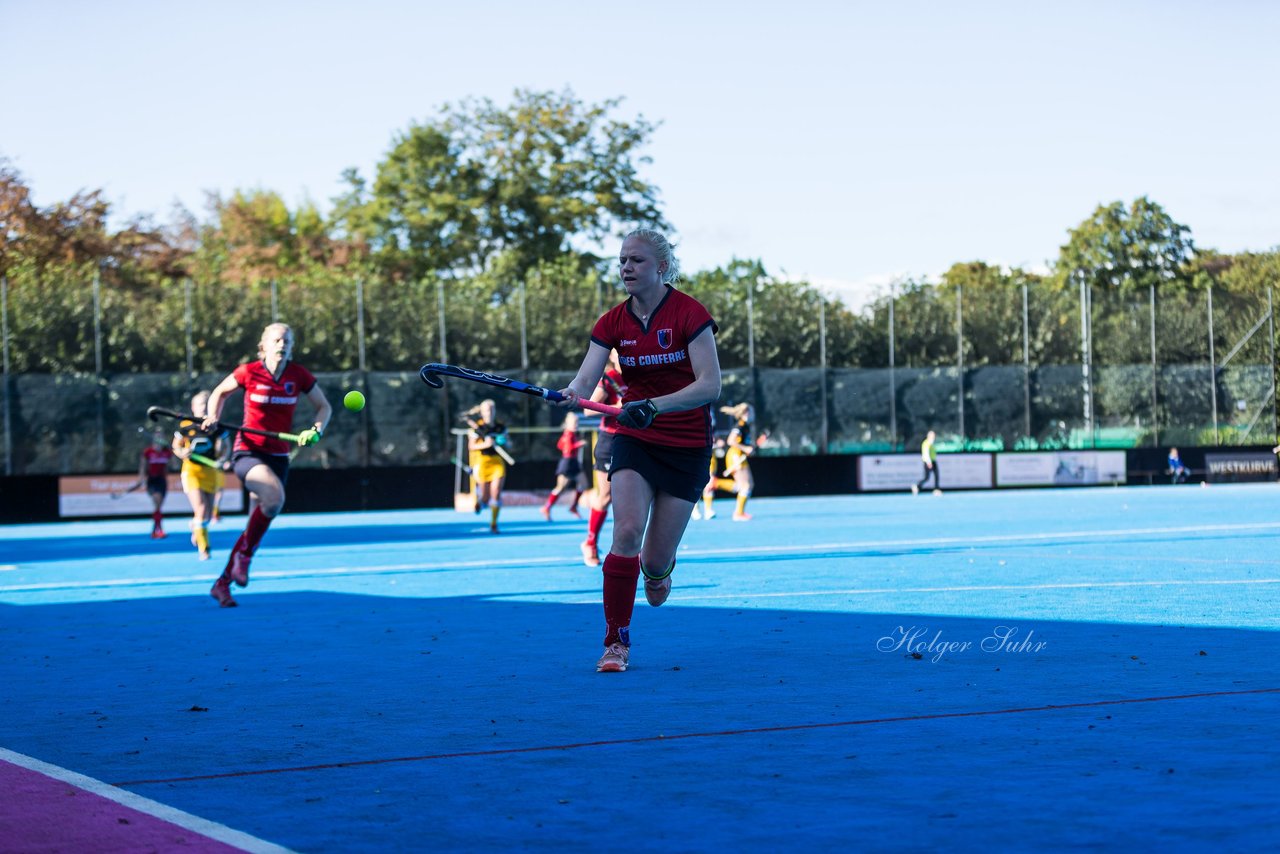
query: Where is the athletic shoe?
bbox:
[199,548,211,561]
[691,505,702,520]
[569,505,582,520]
[151,528,167,539]
[580,540,600,567]
[212,509,221,523]
[541,505,551,521]
[932,489,943,496]
[644,574,672,606]
[490,523,500,535]
[643,560,675,607]
[474,501,482,515]
[705,508,716,519]
[225,548,251,587]
[911,484,919,495]
[732,512,753,522]
[210,575,237,608]
[596,642,629,672]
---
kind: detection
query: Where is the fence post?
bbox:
[1022,281,1031,443]
[818,293,828,454]
[888,286,897,449]
[1208,287,1218,445]
[93,265,105,469]
[1149,284,1158,447]
[747,277,756,370]
[437,278,450,440]
[2,276,10,475]
[519,280,529,378]
[1271,288,1277,445]
[1079,273,1093,449]
[184,277,195,375]
[956,285,964,444]
[356,276,367,373]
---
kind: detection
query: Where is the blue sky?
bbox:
[3,0,1277,306]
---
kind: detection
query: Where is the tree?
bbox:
[334,89,666,283]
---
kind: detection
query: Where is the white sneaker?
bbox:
[911,484,919,495]
[932,489,943,496]
[705,507,717,519]
[691,505,702,520]
[597,642,629,672]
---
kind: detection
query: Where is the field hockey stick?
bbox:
[419,363,622,417]
[146,406,305,444]
[112,480,145,499]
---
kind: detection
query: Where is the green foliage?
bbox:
[334,88,665,283]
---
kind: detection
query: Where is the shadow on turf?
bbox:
[3,590,1277,851]
[0,517,582,563]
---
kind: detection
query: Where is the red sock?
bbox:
[601,552,640,646]
[571,490,584,509]
[240,507,273,556]
[586,508,607,546]
[543,494,556,511]
[151,511,162,529]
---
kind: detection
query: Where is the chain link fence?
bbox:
[2,274,1275,475]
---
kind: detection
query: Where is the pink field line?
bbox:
[114,686,1280,787]
[0,749,289,853]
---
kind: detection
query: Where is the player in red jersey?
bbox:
[541,411,588,521]
[579,350,625,567]
[557,229,722,672]
[202,323,332,607]
[122,429,175,538]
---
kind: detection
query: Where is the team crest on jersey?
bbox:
[656,328,673,349]
[283,381,296,395]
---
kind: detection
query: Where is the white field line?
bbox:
[663,577,1280,603]
[5,520,1280,594]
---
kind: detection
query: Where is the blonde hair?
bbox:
[625,228,680,284]
[463,399,496,419]
[720,403,752,421]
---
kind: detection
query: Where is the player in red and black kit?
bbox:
[579,349,625,567]
[541,411,588,521]
[557,229,722,673]
[202,323,332,607]
[124,429,175,538]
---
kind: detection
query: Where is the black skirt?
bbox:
[609,434,712,503]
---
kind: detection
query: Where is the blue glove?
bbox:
[617,399,659,430]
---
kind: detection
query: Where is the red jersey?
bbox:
[142,446,172,477]
[231,360,317,456]
[597,367,626,434]
[590,286,717,448]
[557,430,586,458]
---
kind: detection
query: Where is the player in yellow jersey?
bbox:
[172,391,228,560]
[699,403,755,520]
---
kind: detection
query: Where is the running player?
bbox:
[720,403,756,520]
[580,350,625,567]
[202,322,331,607]
[467,399,508,534]
[171,390,227,560]
[125,429,174,538]
[556,228,721,673]
[542,411,587,521]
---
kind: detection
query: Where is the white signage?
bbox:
[59,474,244,518]
[858,453,994,491]
[995,451,1127,487]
